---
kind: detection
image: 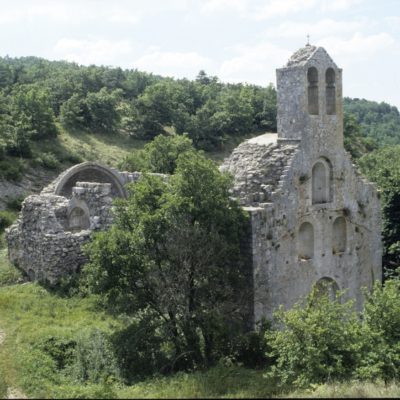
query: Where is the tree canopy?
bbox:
[82,150,250,371]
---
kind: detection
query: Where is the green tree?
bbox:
[344,112,377,158]
[4,112,33,158]
[356,279,400,382]
[60,93,87,130]
[344,97,400,146]
[119,134,194,174]
[358,147,400,272]
[83,151,249,370]
[11,85,58,139]
[85,88,122,133]
[266,285,362,388]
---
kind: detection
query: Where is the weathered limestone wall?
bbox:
[7,180,116,284]
[223,45,382,323]
[7,194,90,283]
[6,162,149,284]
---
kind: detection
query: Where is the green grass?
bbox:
[287,381,400,398]
[0,248,22,286]
[29,124,147,170]
[1,250,400,398]
[29,125,264,172]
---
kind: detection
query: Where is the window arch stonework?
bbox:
[314,277,339,301]
[299,222,314,260]
[307,67,319,115]
[68,207,90,232]
[312,158,332,205]
[325,68,336,115]
[333,216,347,254]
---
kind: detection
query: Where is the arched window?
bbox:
[314,277,339,301]
[312,159,331,204]
[332,216,346,254]
[68,207,90,232]
[299,222,314,260]
[27,269,36,281]
[326,68,336,115]
[307,67,319,115]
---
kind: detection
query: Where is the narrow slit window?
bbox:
[332,216,346,254]
[326,68,336,115]
[299,222,314,260]
[307,67,319,115]
[68,207,90,232]
[312,159,331,204]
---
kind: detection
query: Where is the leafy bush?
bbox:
[5,195,25,211]
[0,210,14,232]
[355,279,400,381]
[229,320,271,369]
[0,158,24,181]
[111,317,170,382]
[36,335,76,371]
[119,134,194,174]
[0,143,5,160]
[67,329,121,384]
[0,249,22,285]
[35,151,60,170]
[266,286,362,388]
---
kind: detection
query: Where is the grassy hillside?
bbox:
[31,124,147,169]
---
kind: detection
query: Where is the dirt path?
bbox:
[0,328,28,399]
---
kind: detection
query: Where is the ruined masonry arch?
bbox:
[53,162,127,198]
[314,277,339,300]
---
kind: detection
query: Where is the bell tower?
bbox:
[276,45,343,154]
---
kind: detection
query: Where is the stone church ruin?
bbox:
[6,45,382,322]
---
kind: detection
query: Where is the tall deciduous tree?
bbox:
[83,151,250,369]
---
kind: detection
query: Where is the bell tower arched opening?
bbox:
[307,67,319,115]
[326,68,336,115]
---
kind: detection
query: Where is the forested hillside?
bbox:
[0,56,399,181]
[0,56,276,158]
[344,97,400,146]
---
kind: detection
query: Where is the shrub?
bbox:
[5,195,25,211]
[229,320,271,369]
[111,317,170,382]
[35,152,60,170]
[355,279,400,381]
[266,286,362,388]
[0,159,24,181]
[119,134,194,174]
[67,329,121,384]
[36,335,76,371]
[0,210,14,232]
[0,143,5,160]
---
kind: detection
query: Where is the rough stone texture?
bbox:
[6,163,151,284]
[220,134,298,205]
[222,45,381,323]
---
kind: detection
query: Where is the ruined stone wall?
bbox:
[6,181,116,284]
[6,161,168,284]
[223,134,381,322]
